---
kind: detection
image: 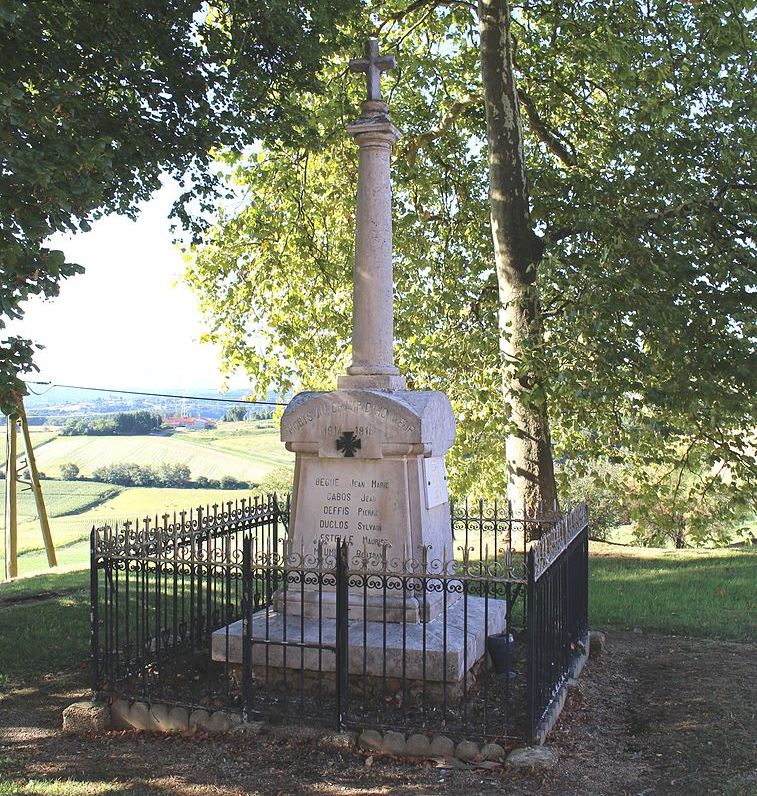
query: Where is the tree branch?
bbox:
[384,0,476,26]
[405,94,481,165]
[518,88,577,167]
[405,87,578,169]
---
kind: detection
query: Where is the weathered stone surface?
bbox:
[589,630,606,658]
[358,729,384,752]
[150,704,170,732]
[405,733,431,757]
[212,595,505,685]
[382,730,407,756]
[208,711,232,733]
[320,731,357,750]
[110,699,131,729]
[166,707,189,733]
[62,701,110,734]
[128,701,156,732]
[455,739,479,762]
[279,391,458,625]
[506,746,558,769]
[480,742,505,762]
[429,735,455,757]
[189,708,211,732]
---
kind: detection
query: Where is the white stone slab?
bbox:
[291,456,409,565]
[281,390,455,459]
[211,595,506,683]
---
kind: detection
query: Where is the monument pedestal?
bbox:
[211,39,504,693]
[211,596,506,689]
[279,388,458,623]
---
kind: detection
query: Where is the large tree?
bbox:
[0,0,359,415]
[478,0,558,514]
[187,1,755,518]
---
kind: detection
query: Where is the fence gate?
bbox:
[240,537,349,729]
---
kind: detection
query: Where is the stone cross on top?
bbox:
[338,38,405,392]
[349,38,395,102]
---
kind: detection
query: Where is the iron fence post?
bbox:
[335,538,349,730]
[563,539,570,663]
[584,510,590,634]
[242,535,252,722]
[90,525,101,702]
[526,547,536,742]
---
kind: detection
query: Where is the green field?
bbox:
[28,422,291,482]
[0,482,279,577]
[0,427,57,462]
[1,421,293,578]
[589,542,756,642]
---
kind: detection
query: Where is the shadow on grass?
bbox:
[590,548,756,642]
[0,590,90,682]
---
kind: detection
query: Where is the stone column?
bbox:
[338,101,406,392]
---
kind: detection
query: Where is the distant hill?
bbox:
[33,422,291,482]
[21,384,288,423]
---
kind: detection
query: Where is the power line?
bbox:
[21,381,289,407]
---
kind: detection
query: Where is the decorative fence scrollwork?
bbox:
[91,493,589,744]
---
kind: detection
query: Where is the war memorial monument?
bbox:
[212,38,505,686]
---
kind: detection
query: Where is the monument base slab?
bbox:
[272,587,461,623]
[211,596,505,684]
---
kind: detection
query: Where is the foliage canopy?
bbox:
[0,0,359,414]
[187,0,756,523]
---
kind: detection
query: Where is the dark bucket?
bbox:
[486,633,516,678]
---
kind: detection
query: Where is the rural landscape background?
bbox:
[1,0,754,790]
[0,386,754,795]
[2,384,753,643]
[1,386,292,576]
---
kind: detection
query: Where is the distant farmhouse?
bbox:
[163,416,217,431]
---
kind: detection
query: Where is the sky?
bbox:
[8,179,247,393]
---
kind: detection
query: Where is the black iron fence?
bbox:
[91,494,588,744]
[527,503,590,738]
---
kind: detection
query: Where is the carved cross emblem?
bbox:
[349,37,396,102]
[336,431,362,457]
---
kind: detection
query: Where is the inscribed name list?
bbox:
[294,457,409,564]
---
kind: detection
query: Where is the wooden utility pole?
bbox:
[4,417,18,580]
[3,403,57,580]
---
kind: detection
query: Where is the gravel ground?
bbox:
[1,631,755,795]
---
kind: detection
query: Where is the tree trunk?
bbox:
[478,0,558,520]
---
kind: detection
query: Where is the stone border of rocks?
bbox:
[356,728,560,769]
[358,728,505,763]
[61,702,557,771]
[62,698,247,735]
[63,630,605,746]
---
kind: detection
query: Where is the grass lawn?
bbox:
[0,571,90,682]
[589,542,756,642]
